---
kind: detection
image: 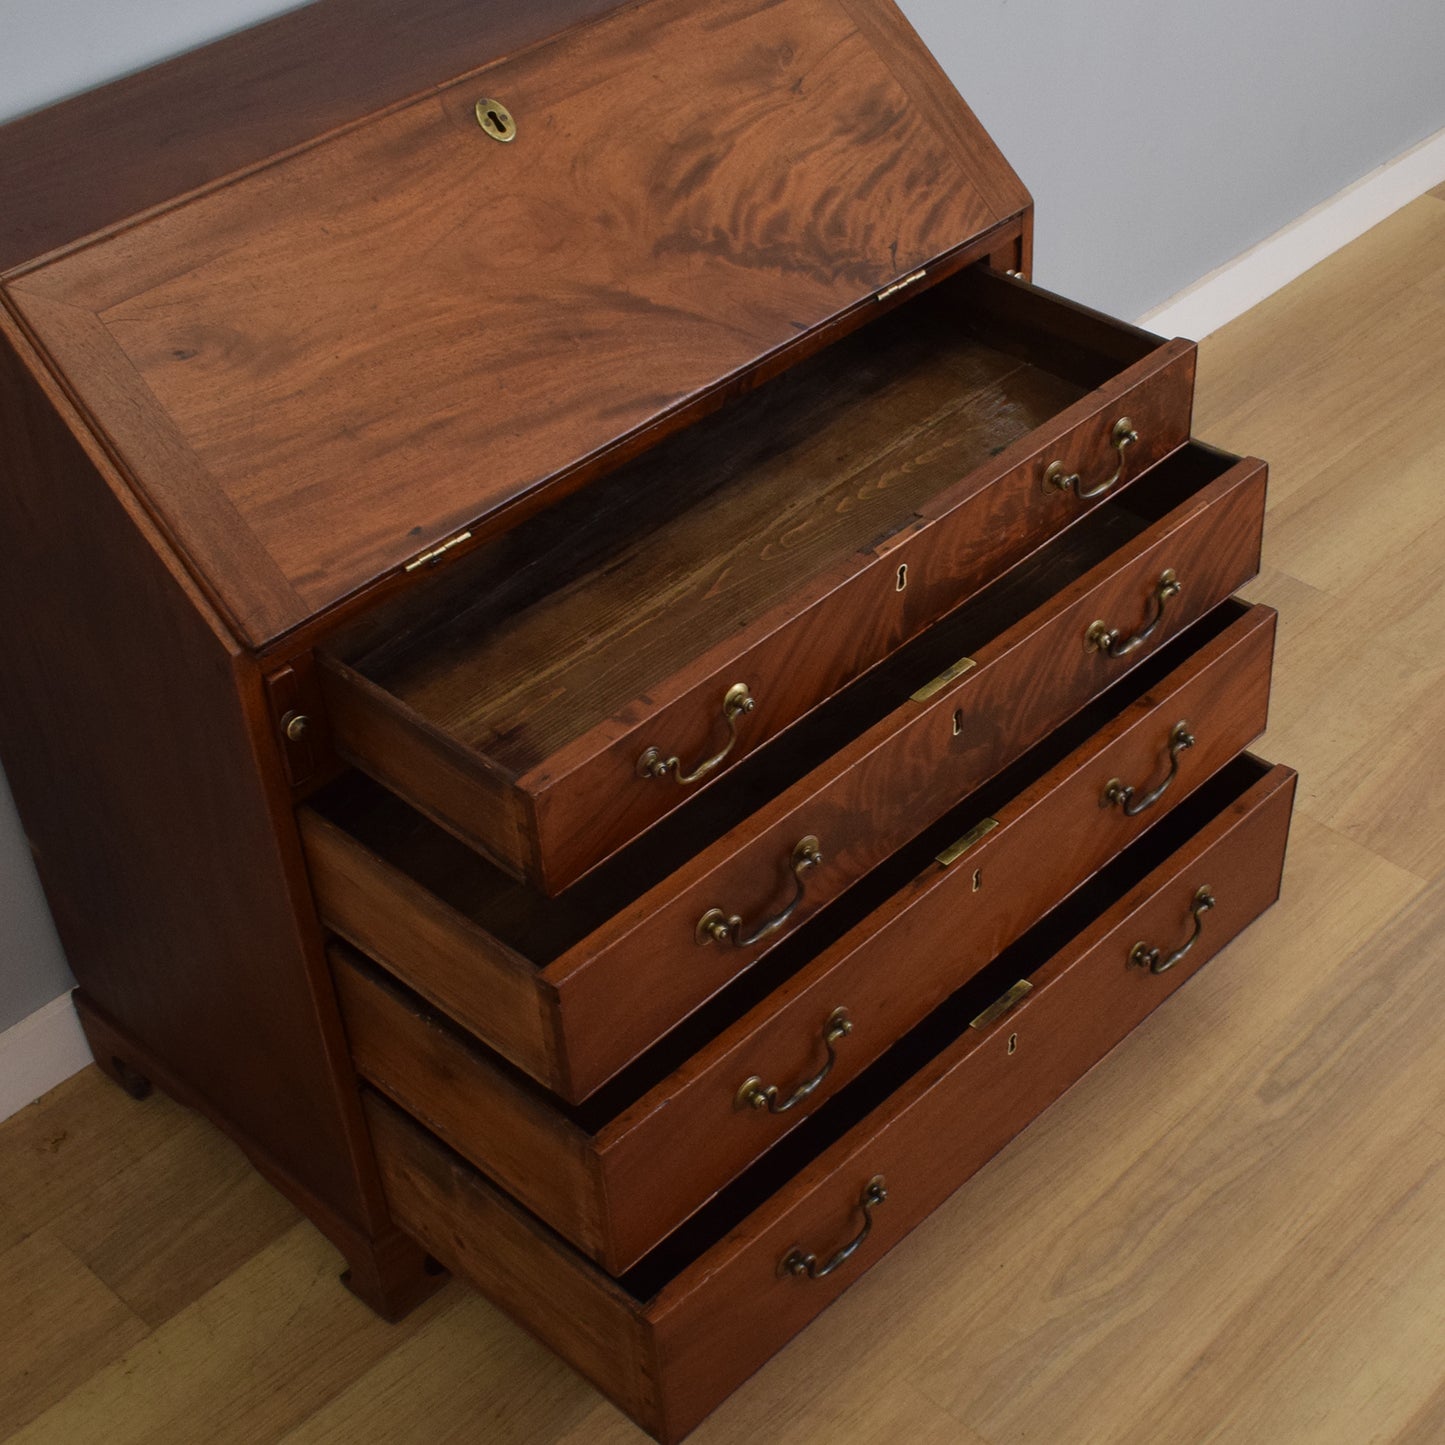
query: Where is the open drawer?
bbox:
[318,266,1195,895]
[366,756,1297,1444]
[332,597,1276,1273]
[302,442,1266,1104]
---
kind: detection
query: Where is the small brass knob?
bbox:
[282,712,310,743]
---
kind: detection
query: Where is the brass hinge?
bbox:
[405,530,473,573]
[877,268,927,303]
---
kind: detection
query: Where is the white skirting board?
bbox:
[0,992,92,1123]
[3,129,1445,1129]
[1140,123,1445,340]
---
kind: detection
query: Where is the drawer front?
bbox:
[547,451,1267,1097]
[319,271,1194,897]
[306,450,1268,1104]
[367,762,1296,1444]
[594,604,1277,1265]
[518,333,1195,894]
[647,761,1296,1441]
[335,601,1276,1273]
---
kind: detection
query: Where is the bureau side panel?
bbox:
[0,307,389,1245]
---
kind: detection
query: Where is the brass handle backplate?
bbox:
[1044,416,1139,500]
[780,1176,888,1280]
[1130,885,1215,975]
[737,1007,853,1114]
[697,835,822,948]
[1104,720,1196,816]
[1086,569,1182,658]
[639,682,755,786]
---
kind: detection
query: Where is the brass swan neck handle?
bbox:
[638,682,756,786]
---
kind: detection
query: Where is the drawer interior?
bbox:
[324,266,1168,782]
[327,596,1255,1138]
[309,443,1246,975]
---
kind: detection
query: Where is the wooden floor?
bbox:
[4,194,1445,1445]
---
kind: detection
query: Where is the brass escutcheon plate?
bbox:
[475,98,517,142]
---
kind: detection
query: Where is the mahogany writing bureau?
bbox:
[0,1,1294,1438]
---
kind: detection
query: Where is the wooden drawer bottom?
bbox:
[366,757,1295,1442]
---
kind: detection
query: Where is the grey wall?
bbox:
[902,0,1445,318]
[0,770,72,1026]
[0,0,1442,1033]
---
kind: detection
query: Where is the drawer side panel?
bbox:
[366,1092,660,1429]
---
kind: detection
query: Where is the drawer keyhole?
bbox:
[952,709,963,737]
[896,563,908,591]
[1007,1032,1018,1055]
[475,98,517,143]
[972,868,983,892]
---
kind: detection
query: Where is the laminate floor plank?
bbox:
[1238,566,1445,878]
[278,1290,611,1444]
[4,193,1445,1445]
[47,1110,301,1329]
[1394,1377,1445,1445]
[1193,198,1445,510]
[901,866,1445,1444]
[0,1069,190,1226]
[8,1224,450,1445]
[1110,1129,1445,1445]
[0,1230,148,1437]
[0,1197,25,1253]
[0,1067,298,1328]
[1104,882,1445,1445]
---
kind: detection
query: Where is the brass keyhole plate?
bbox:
[475,98,517,143]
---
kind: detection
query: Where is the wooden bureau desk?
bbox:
[0,2,1294,1437]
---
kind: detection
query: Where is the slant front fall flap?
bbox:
[3,0,1027,647]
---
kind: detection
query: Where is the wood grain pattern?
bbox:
[6,0,1029,647]
[0,1071,297,1331]
[0,0,634,275]
[27,1138,292,1334]
[305,442,1266,1103]
[70,994,440,1324]
[367,762,1295,1442]
[322,269,1193,892]
[6,289,309,645]
[331,602,1276,1273]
